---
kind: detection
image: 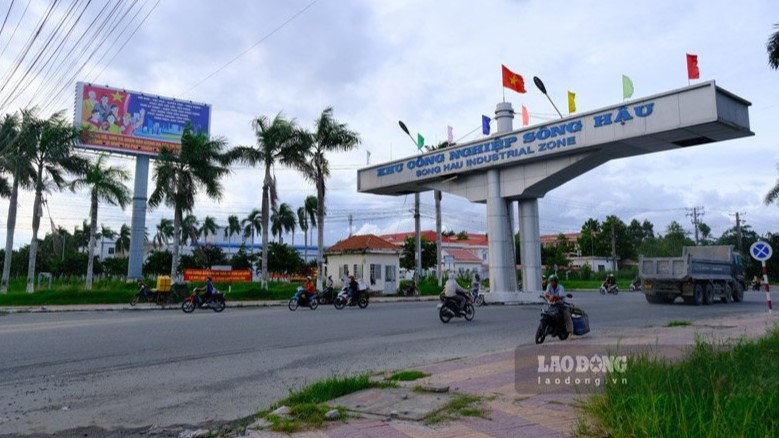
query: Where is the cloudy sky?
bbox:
[1,0,779,249]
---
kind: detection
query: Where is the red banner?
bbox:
[184,269,252,283]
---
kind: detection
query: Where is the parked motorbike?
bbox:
[600,283,619,295]
[316,287,336,305]
[471,283,485,307]
[333,286,369,309]
[629,279,642,292]
[289,287,319,311]
[437,291,475,323]
[181,288,226,313]
[535,294,588,344]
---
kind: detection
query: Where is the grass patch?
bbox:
[666,320,692,327]
[575,329,779,438]
[387,370,430,382]
[424,394,486,425]
[259,374,396,433]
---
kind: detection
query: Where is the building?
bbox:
[379,231,488,279]
[324,234,400,293]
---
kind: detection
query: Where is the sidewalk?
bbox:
[238,312,778,438]
[0,296,440,313]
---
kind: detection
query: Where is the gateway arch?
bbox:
[357,81,753,303]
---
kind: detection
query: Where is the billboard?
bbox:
[183,269,253,283]
[74,82,211,156]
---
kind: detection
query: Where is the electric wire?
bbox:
[0,0,16,42]
[0,0,31,70]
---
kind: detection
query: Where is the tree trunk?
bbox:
[1,178,19,293]
[316,180,325,291]
[86,192,98,290]
[261,166,271,289]
[170,206,182,280]
[303,227,308,267]
[26,189,43,293]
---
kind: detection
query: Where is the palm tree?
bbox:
[100,225,117,257]
[297,206,307,259]
[301,107,360,289]
[153,218,174,249]
[22,110,88,292]
[200,216,218,244]
[230,114,308,288]
[68,153,130,289]
[116,224,131,255]
[768,23,779,69]
[148,124,231,278]
[271,202,296,244]
[241,208,262,252]
[180,214,200,246]
[224,214,241,251]
[302,195,317,263]
[0,112,33,293]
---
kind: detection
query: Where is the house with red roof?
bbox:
[325,234,400,293]
[379,231,488,279]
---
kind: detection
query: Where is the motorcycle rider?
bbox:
[541,274,548,291]
[194,276,215,305]
[603,273,617,292]
[301,276,316,305]
[444,272,468,314]
[347,274,360,303]
[544,274,574,337]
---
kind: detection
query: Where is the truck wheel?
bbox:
[703,284,714,305]
[662,294,676,304]
[645,295,662,304]
[721,284,733,303]
[732,284,744,302]
[693,284,704,306]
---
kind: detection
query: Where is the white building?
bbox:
[324,234,400,294]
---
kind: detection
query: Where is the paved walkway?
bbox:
[238,312,778,438]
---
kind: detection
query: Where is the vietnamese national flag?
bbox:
[521,105,529,127]
[501,65,526,94]
[686,53,700,80]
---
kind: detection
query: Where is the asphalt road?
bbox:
[0,291,769,436]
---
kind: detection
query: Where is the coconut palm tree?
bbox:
[200,216,218,245]
[153,218,174,249]
[768,23,779,69]
[301,195,317,263]
[22,109,88,292]
[68,153,130,289]
[241,208,262,253]
[148,124,231,278]
[271,202,296,244]
[300,107,360,289]
[224,214,241,251]
[0,112,33,293]
[116,224,131,256]
[297,206,307,260]
[180,214,200,246]
[230,114,308,288]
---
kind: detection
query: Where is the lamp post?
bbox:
[533,76,563,119]
[398,120,424,289]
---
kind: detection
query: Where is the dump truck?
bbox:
[638,245,746,305]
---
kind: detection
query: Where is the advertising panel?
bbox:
[74,82,211,156]
[183,269,252,283]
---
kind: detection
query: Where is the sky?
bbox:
[1,0,779,250]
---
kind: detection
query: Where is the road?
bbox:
[0,291,769,436]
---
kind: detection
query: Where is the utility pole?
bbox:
[348,214,353,237]
[435,190,442,287]
[686,206,705,244]
[414,193,422,288]
[610,223,617,272]
[730,212,746,254]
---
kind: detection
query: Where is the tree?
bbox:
[22,110,88,292]
[303,195,317,263]
[68,153,130,290]
[153,218,174,248]
[116,224,131,255]
[400,236,436,271]
[767,23,779,70]
[271,202,295,244]
[698,222,712,245]
[241,208,262,253]
[299,107,360,290]
[230,114,308,288]
[224,215,241,251]
[148,125,231,279]
[456,231,469,240]
[200,216,218,244]
[180,214,200,246]
[297,206,308,256]
[267,242,304,274]
[764,164,779,207]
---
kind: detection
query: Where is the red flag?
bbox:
[502,65,526,93]
[686,53,699,80]
[521,105,529,127]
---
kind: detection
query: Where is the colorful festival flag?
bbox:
[482,115,491,135]
[501,65,526,94]
[417,133,424,149]
[521,105,529,127]
[686,53,700,80]
[567,91,576,114]
[622,75,634,99]
[447,125,454,144]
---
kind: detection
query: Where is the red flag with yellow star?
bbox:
[501,65,526,94]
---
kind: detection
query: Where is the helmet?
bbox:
[349,275,355,279]
[306,276,312,280]
[608,273,615,278]
[542,275,547,279]
[548,274,558,282]
[207,276,213,281]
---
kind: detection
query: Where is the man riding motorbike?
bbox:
[444,273,468,314]
[544,274,574,337]
[347,275,360,303]
[299,276,316,305]
[602,273,617,293]
[193,276,216,305]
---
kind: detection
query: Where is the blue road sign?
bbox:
[750,241,773,261]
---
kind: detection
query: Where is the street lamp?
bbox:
[398,120,426,289]
[533,76,563,119]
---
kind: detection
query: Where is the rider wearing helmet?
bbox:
[444,272,468,313]
[604,273,617,292]
[301,275,316,305]
[544,274,574,337]
[347,274,359,302]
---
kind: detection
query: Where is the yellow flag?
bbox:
[567,90,576,113]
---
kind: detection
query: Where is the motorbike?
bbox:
[316,287,336,305]
[629,279,642,292]
[752,280,762,291]
[289,287,319,311]
[535,294,587,344]
[437,291,475,323]
[181,288,226,313]
[600,282,619,295]
[471,283,485,307]
[333,286,369,309]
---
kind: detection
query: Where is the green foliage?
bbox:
[102,257,128,277]
[666,320,692,327]
[399,236,437,271]
[387,370,430,381]
[267,242,304,274]
[230,247,256,270]
[143,250,172,275]
[424,393,486,425]
[578,264,593,281]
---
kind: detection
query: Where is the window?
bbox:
[108,247,115,255]
[370,264,382,284]
[353,264,363,279]
[385,265,396,281]
[482,251,487,261]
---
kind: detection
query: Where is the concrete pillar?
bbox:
[127,156,149,280]
[506,199,519,291]
[518,199,542,292]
